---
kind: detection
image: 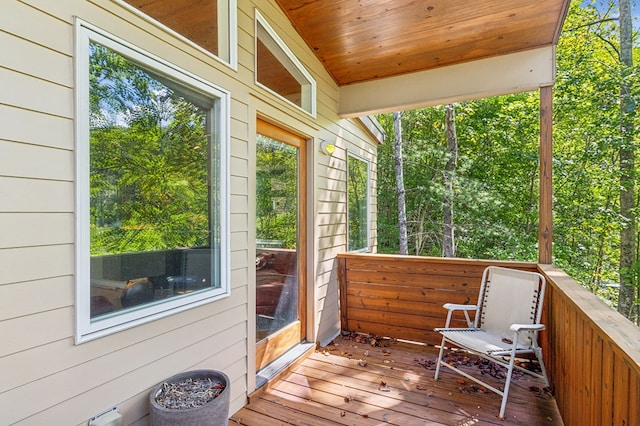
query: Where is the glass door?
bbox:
[255,119,306,372]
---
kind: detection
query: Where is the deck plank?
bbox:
[231,336,563,425]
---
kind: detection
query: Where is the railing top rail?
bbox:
[337,252,537,268]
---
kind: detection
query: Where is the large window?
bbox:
[255,10,316,116]
[347,153,370,252]
[75,21,230,342]
[120,0,236,66]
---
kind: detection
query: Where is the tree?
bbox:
[255,135,298,249]
[89,42,211,255]
[376,95,540,260]
[555,0,639,322]
[617,0,637,320]
[553,2,623,294]
[374,1,640,325]
[393,112,409,255]
[443,104,458,257]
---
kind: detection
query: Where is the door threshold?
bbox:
[255,342,315,389]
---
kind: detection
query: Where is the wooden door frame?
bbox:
[255,119,307,371]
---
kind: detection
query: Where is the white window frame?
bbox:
[347,152,371,252]
[74,19,231,343]
[113,0,238,70]
[255,9,317,117]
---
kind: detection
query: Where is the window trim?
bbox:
[113,0,238,70]
[74,19,231,343]
[347,152,371,252]
[254,9,317,117]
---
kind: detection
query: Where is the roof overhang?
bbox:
[275,0,570,117]
[339,45,556,117]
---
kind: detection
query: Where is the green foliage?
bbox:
[553,1,638,300]
[377,93,540,260]
[375,2,640,314]
[348,155,369,250]
[89,43,212,255]
[256,135,298,249]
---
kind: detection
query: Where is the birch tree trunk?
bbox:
[393,112,408,255]
[617,0,637,322]
[443,104,457,257]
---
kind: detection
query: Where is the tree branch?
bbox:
[594,33,621,60]
[564,17,619,33]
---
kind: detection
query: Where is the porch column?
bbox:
[539,85,553,264]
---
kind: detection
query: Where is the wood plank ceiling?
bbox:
[274,0,570,86]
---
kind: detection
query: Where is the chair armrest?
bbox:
[442,304,477,328]
[510,323,545,332]
[443,303,477,311]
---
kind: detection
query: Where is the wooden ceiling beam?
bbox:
[338,46,555,117]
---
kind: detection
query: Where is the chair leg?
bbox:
[434,336,447,381]
[534,347,550,387]
[499,355,517,419]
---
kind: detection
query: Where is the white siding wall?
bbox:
[0,0,378,424]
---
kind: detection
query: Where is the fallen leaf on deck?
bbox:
[416,384,428,390]
[358,359,368,367]
[344,395,352,402]
[379,381,390,392]
[415,358,437,370]
[501,337,513,344]
[469,384,485,393]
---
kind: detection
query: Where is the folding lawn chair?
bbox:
[434,266,550,418]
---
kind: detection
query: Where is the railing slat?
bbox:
[590,334,604,424]
[630,374,640,426]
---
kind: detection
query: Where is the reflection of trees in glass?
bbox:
[348,155,368,251]
[89,42,211,255]
[256,135,297,249]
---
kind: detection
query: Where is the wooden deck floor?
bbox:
[231,336,562,425]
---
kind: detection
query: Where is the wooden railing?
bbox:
[337,253,640,425]
[538,264,640,426]
[337,253,538,346]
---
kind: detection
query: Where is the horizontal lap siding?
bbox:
[1,307,247,425]
[0,14,78,426]
[2,0,382,424]
[0,105,74,150]
[0,0,250,424]
[0,276,74,323]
